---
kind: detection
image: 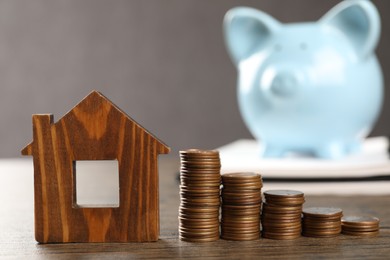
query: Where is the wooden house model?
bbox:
[21,90,170,243]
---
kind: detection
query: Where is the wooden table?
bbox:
[1,158,389,259]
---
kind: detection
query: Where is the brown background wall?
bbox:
[1,0,389,157]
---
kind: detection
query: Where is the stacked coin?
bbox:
[342,216,380,237]
[220,172,263,241]
[261,190,305,240]
[179,149,221,242]
[302,207,342,238]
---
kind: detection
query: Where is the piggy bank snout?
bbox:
[262,70,303,98]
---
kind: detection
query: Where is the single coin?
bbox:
[262,211,302,217]
[262,211,302,218]
[180,189,221,195]
[180,202,221,207]
[179,230,220,238]
[180,149,219,156]
[222,178,262,183]
[180,174,221,180]
[262,226,302,233]
[179,226,219,233]
[179,222,220,229]
[303,207,343,218]
[180,179,221,184]
[263,203,303,210]
[222,210,261,216]
[180,183,221,189]
[179,223,220,229]
[180,176,221,182]
[221,236,259,241]
[221,219,260,225]
[178,214,219,220]
[221,225,260,232]
[221,190,262,196]
[264,190,304,198]
[179,232,220,238]
[179,217,219,223]
[341,216,379,226]
[303,223,341,230]
[341,222,379,228]
[180,199,220,205]
[222,210,261,217]
[262,215,302,222]
[222,172,262,179]
[180,155,220,161]
[181,160,221,165]
[222,204,261,210]
[181,197,221,203]
[180,184,221,190]
[261,221,301,228]
[222,195,262,201]
[180,171,221,176]
[180,200,220,208]
[221,227,260,235]
[180,235,220,242]
[222,184,262,190]
[222,200,262,206]
[179,225,219,231]
[221,215,260,221]
[261,218,302,225]
[342,225,379,232]
[179,206,220,212]
[223,208,261,213]
[222,186,263,191]
[181,164,221,170]
[265,197,305,206]
[180,154,220,160]
[221,225,260,231]
[179,217,219,224]
[179,211,220,217]
[262,210,302,216]
[303,217,342,223]
[265,196,305,201]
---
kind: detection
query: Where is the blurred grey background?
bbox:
[1,0,389,157]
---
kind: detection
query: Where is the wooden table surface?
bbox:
[1,158,389,259]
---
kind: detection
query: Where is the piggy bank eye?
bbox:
[300,43,308,50]
[274,44,282,51]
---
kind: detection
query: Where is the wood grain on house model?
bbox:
[22,91,170,243]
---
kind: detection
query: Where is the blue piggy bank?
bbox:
[223,0,383,159]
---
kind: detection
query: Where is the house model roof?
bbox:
[22,90,170,156]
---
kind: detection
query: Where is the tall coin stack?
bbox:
[302,207,342,237]
[221,172,263,241]
[261,190,305,240]
[179,149,221,242]
[342,216,380,237]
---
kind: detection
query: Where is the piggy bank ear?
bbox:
[223,7,281,64]
[320,0,380,59]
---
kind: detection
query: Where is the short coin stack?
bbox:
[178,149,221,242]
[302,207,342,237]
[342,216,380,237]
[220,172,263,241]
[261,190,305,240]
